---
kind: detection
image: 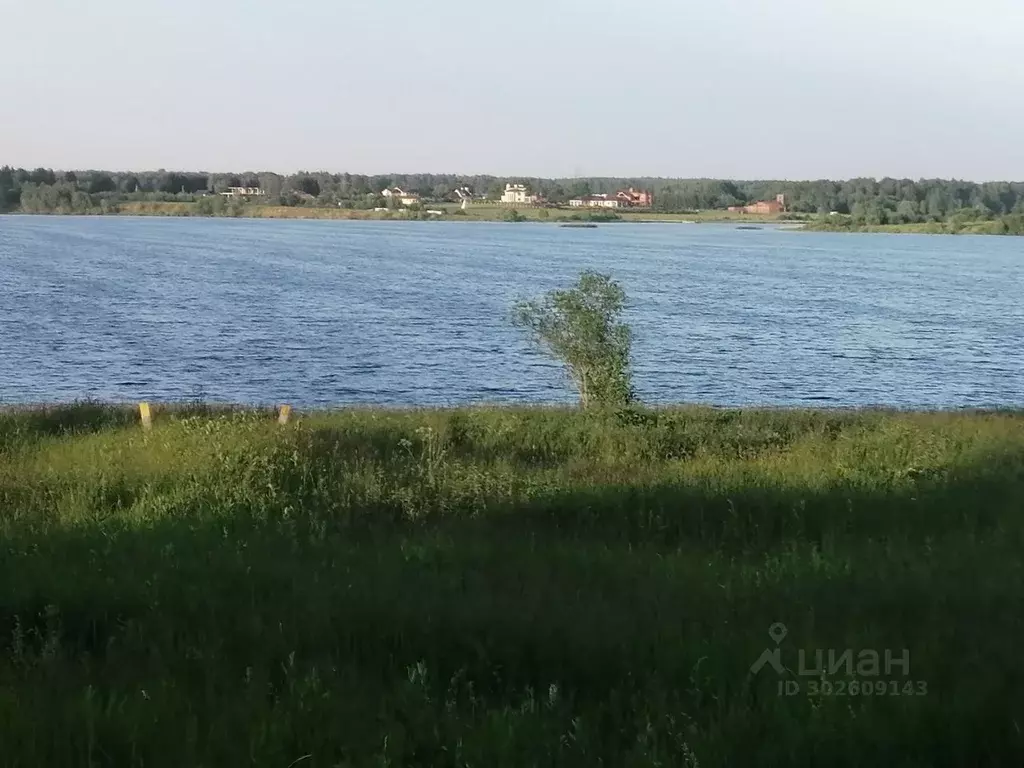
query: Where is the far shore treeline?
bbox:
[2,166,1024,233]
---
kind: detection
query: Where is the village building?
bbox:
[569,188,654,209]
[615,188,654,207]
[500,183,538,205]
[381,187,421,206]
[569,194,623,209]
[728,194,787,215]
[220,186,266,198]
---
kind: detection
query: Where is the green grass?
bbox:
[56,200,796,225]
[15,202,1024,234]
[804,215,1024,235]
[439,205,792,224]
[2,402,1023,766]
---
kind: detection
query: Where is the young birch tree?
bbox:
[513,271,634,409]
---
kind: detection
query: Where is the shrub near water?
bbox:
[1,404,1024,766]
[513,272,635,409]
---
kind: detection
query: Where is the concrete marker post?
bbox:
[139,402,152,431]
[278,405,292,425]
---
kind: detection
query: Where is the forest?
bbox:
[3,166,1024,225]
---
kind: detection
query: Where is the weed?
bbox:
[1,403,1023,765]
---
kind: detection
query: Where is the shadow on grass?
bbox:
[1,442,1023,765]
[277,419,1024,551]
[0,401,136,445]
[287,409,872,484]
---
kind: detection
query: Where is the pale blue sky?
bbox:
[3,0,1023,180]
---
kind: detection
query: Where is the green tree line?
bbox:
[2,166,1024,221]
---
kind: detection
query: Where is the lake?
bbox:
[1,215,1021,408]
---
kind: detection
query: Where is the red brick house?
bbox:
[729,194,787,215]
[615,188,654,208]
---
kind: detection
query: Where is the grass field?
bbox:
[17,203,1024,234]
[109,200,794,224]
[1,402,1022,765]
[804,217,1024,236]
[435,205,793,224]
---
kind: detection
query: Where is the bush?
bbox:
[513,271,635,408]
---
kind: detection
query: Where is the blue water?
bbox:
[1,215,1021,408]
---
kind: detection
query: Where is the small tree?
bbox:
[513,271,634,408]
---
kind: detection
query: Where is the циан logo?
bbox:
[750,622,788,674]
[750,622,928,697]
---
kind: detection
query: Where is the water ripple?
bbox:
[1,217,1023,408]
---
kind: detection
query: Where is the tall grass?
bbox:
[1,403,1023,766]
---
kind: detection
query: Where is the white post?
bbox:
[278,405,292,425]
[139,402,152,431]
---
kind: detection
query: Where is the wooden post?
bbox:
[139,402,152,431]
[278,405,292,425]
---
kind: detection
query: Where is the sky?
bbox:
[3,0,1023,181]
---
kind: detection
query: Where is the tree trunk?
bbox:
[577,369,591,409]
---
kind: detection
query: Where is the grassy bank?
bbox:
[1,403,1023,765]
[37,200,796,225]
[21,203,1024,233]
[443,205,794,225]
[805,215,1024,235]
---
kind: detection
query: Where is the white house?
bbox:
[568,194,622,209]
[381,187,420,206]
[220,186,266,198]
[501,183,537,205]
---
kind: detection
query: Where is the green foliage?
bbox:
[561,211,623,223]
[807,210,1024,235]
[896,199,921,223]
[194,195,227,216]
[503,208,525,222]
[1000,213,1024,234]
[513,271,634,408]
[18,182,97,214]
[3,166,1024,229]
[1,403,1024,764]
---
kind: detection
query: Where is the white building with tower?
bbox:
[500,183,537,205]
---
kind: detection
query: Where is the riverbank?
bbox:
[2,402,1022,765]
[805,215,1024,236]
[13,203,1024,234]
[6,200,798,225]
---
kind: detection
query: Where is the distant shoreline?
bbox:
[6,205,1023,235]
[1,201,795,226]
[804,213,1024,236]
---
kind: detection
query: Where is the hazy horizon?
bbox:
[5,0,1023,181]
[9,168,1024,185]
